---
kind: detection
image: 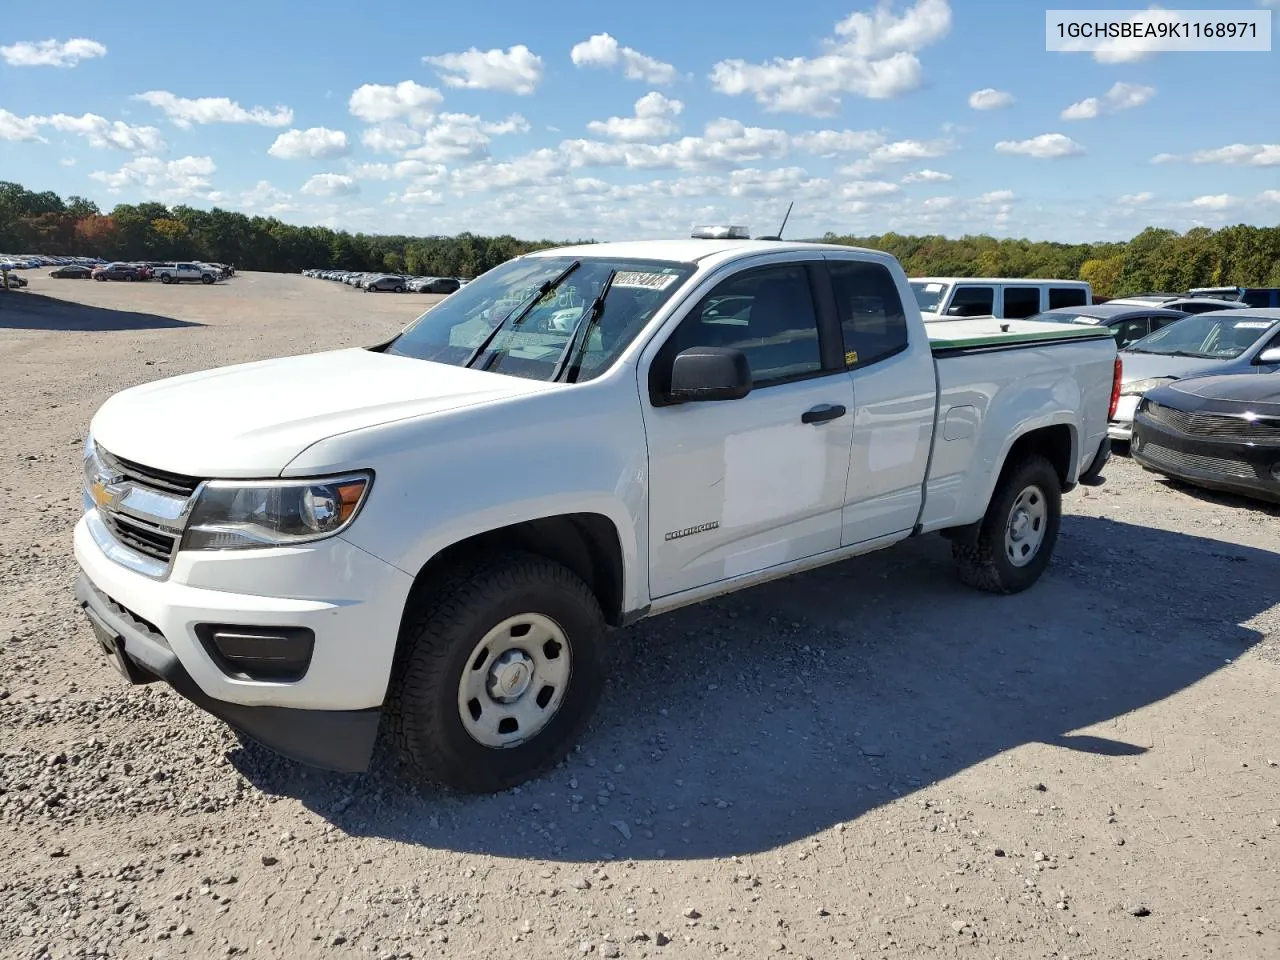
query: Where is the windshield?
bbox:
[909,280,949,313]
[1126,313,1276,359]
[386,255,697,382]
[1029,310,1101,326]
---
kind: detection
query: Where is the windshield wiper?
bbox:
[550,270,616,383]
[462,260,581,369]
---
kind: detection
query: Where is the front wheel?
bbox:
[393,285,404,293]
[951,454,1062,594]
[387,553,607,793]
[201,274,213,284]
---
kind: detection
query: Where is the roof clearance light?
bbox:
[691,225,750,240]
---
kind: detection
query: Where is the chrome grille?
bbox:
[1144,402,1280,444]
[100,511,177,563]
[1139,442,1260,481]
[98,445,201,496]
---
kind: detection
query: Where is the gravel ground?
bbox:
[1,271,1277,960]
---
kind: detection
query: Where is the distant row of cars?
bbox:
[301,268,464,295]
[52,260,233,284]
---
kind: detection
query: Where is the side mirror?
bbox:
[1256,347,1280,365]
[668,347,752,403]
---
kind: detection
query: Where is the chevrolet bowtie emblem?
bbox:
[90,470,125,510]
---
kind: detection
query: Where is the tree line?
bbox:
[2,181,1277,295]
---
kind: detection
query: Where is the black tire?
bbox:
[160,274,172,284]
[951,454,1062,594]
[394,285,404,293]
[126,274,136,282]
[201,274,213,284]
[387,552,607,793]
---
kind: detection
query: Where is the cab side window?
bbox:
[657,263,823,389]
[828,259,909,368]
[1002,286,1042,319]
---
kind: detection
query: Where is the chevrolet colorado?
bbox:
[74,235,1120,792]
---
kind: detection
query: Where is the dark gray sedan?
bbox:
[1027,303,1190,349]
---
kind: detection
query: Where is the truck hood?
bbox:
[90,348,551,477]
[1117,351,1227,384]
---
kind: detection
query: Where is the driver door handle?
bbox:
[801,404,847,425]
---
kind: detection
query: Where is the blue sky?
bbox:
[1,0,1276,242]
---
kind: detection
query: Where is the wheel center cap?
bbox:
[1010,510,1029,540]
[488,652,533,703]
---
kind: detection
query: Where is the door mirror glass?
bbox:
[1256,347,1280,364]
[668,347,752,402]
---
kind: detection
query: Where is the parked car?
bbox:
[1026,304,1189,350]
[154,262,220,285]
[1187,287,1280,308]
[1132,371,1280,503]
[1107,295,1246,315]
[50,265,94,279]
[413,276,461,294]
[73,231,1120,792]
[4,273,28,288]
[92,263,141,282]
[364,274,408,293]
[1109,308,1280,440]
[909,277,1091,320]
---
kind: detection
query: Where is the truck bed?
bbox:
[926,317,1114,353]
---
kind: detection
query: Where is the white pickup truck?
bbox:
[155,262,220,285]
[74,234,1120,792]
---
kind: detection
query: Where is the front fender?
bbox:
[282,376,650,614]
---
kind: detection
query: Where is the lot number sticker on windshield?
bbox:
[613,271,679,291]
[1234,321,1273,329]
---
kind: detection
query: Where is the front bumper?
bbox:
[75,575,379,772]
[1107,395,1140,441]
[73,511,416,771]
[1132,412,1280,504]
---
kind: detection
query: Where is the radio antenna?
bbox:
[776,201,794,239]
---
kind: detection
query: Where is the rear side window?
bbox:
[1240,289,1277,308]
[828,260,909,368]
[1049,286,1088,309]
[1002,286,1042,319]
[946,285,994,317]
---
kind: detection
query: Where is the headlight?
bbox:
[181,472,372,551]
[1120,376,1176,397]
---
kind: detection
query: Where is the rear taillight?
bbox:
[1108,356,1123,420]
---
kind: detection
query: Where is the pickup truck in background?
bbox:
[154,262,220,285]
[74,233,1120,792]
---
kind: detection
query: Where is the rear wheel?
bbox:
[160,274,172,284]
[951,454,1062,594]
[387,553,607,793]
[394,285,404,293]
[201,274,213,284]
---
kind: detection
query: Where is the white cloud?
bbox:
[979,189,1015,203]
[1187,194,1236,210]
[1090,8,1184,63]
[1259,189,1280,203]
[301,174,359,198]
[89,155,216,198]
[44,113,166,152]
[968,88,1014,110]
[902,168,951,183]
[587,92,684,142]
[348,81,443,125]
[790,129,883,156]
[1189,143,1280,167]
[350,160,445,181]
[569,33,678,84]
[562,118,792,171]
[360,123,421,153]
[0,109,45,142]
[423,45,543,95]
[268,127,351,160]
[237,180,296,216]
[994,133,1084,159]
[397,112,530,163]
[841,180,901,199]
[1150,152,1177,164]
[400,186,445,205]
[0,37,106,67]
[709,0,952,115]
[870,137,953,163]
[1117,191,1154,205]
[133,91,292,128]
[1062,81,1154,120]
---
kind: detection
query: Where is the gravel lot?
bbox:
[2,270,1277,960]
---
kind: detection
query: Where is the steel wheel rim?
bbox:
[1004,484,1048,568]
[457,613,572,749]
